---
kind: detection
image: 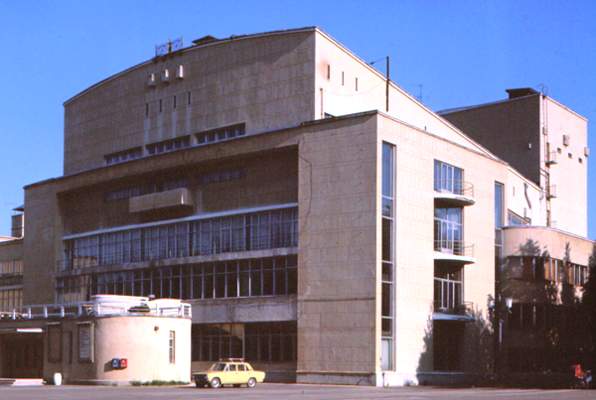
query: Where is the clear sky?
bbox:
[0,0,594,238]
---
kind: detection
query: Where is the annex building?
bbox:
[0,27,593,386]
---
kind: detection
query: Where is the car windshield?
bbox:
[210,363,227,371]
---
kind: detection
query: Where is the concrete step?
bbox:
[10,379,44,386]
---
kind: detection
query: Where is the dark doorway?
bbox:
[433,320,464,371]
[1,333,43,378]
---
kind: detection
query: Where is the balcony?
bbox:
[434,240,475,264]
[129,187,194,214]
[547,184,557,199]
[434,180,475,207]
[545,150,558,165]
[0,295,191,321]
[433,300,475,322]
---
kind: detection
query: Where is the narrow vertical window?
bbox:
[495,182,504,231]
[341,71,345,86]
[145,103,149,117]
[169,330,176,364]
[355,77,359,91]
[159,99,162,113]
[173,95,177,109]
[326,64,331,80]
[187,91,191,105]
[381,142,395,371]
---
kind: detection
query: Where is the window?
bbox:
[495,183,504,230]
[326,64,331,80]
[80,255,298,301]
[196,123,246,145]
[169,331,176,364]
[508,210,530,226]
[187,91,191,105]
[434,208,463,254]
[145,103,149,117]
[146,136,191,155]
[173,95,177,109]
[355,77,358,91]
[0,259,23,276]
[0,288,23,312]
[159,99,162,113]
[245,322,296,362]
[434,264,463,312]
[341,71,345,86]
[434,160,464,195]
[192,324,244,361]
[104,147,143,165]
[381,142,395,371]
[64,208,298,273]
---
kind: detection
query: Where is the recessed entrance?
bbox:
[0,333,43,378]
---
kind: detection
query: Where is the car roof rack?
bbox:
[219,358,244,362]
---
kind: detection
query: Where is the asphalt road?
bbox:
[0,384,594,400]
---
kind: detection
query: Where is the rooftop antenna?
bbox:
[155,37,184,57]
[537,83,548,96]
[369,56,391,113]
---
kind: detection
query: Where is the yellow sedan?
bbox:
[193,359,266,388]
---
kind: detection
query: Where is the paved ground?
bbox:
[0,384,594,400]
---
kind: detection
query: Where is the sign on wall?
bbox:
[78,323,94,362]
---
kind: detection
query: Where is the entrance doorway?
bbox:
[1,333,43,378]
[433,321,464,371]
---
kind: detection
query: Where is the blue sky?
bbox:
[0,0,594,238]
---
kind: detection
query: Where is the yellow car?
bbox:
[192,358,266,388]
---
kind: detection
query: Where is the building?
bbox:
[440,90,594,379]
[0,27,592,386]
[0,295,191,384]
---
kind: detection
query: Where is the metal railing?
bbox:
[433,300,474,315]
[434,179,474,198]
[546,151,558,165]
[0,300,191,321]
[547,184,557,199]
[434,240,474,257]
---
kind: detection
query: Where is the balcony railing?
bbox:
[434,240,474,257]
[433,300,474,315]
[546,151,558,165]
[0,296,191,321]
[434,179,474,198]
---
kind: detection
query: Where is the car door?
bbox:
[237,363,249,383]
[224,363,237,385]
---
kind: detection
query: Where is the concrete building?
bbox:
[0,27,592,386]
[0,295,191,384]
[440,90,594,378]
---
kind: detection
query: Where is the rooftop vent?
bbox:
[192,35,218,46]
[505,88,539,99]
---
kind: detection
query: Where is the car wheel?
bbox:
[247,377,257,388]
[210,377,221,388]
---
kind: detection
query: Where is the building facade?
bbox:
[0,27,592,386]
[441,91,593,379]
